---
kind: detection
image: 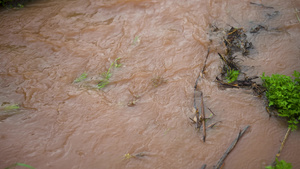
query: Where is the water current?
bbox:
[0,0,300,168]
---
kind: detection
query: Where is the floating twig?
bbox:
[213,125,250,169]
[271,127,291,166]
[194,49,210,89]
[207,121,222,129]
[201,164,207,169]
[200,91,206,142]
[207,107,216,116]
[250,2,274,9]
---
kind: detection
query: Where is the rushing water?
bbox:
[0,0,300,168]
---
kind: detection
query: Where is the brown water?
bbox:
[0,0,300,168]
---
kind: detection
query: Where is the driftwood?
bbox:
[213,125,250,169]
[271,127,291,166]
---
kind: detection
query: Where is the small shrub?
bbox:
[261,71,300,130]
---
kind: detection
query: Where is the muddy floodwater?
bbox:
[0,0,300,168]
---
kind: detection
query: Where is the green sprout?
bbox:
[226,69,239,83]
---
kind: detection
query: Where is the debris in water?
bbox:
[151,76,167,87]
[249,2,274,9]
[250,25,267,33]
[213,125,250,169]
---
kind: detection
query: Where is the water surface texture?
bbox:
[0,0,300,168]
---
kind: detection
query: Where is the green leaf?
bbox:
[5,163,35,169]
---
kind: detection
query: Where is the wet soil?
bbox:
[0,0,300,168]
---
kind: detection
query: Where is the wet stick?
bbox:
[207,121,221,129]
[200,91,206,142]
[194,49,210,89]
[271,127,291,166]
[213,125,250,169]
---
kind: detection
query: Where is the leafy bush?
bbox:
[226,69,239,83]
[265,159,292,169]
[261,71,300,130]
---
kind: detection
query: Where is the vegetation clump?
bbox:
[261,71,300,130]
[265,159,292,169]
[226,69,239,83]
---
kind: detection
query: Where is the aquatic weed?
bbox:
[3,104,20,110]
[265,159,292,169]
[98,57,121,89]
[74,72,88,83]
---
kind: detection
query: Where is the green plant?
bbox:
[5,163,35,169]
[98,57,121,89]
[226,69,239,83]
[4,104,20,110]
[261,71,300,130]
[74,72,88,83]
[265,159,292,169]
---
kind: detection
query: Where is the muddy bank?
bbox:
[0,0,300,168]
